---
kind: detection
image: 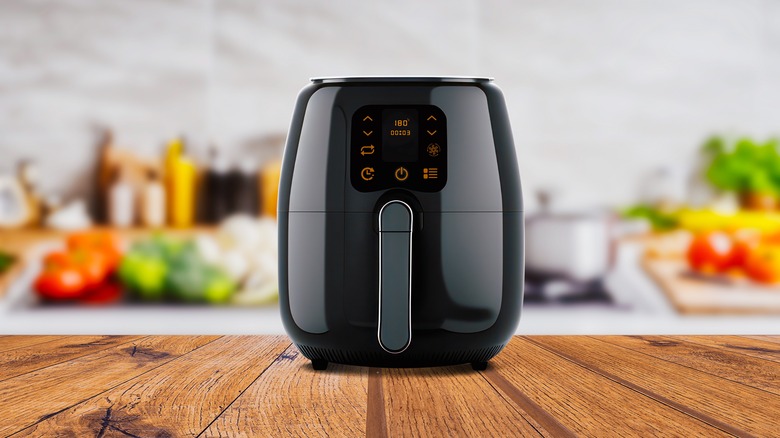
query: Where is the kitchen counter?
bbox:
[3,229,780,335]
[0,335,778,436]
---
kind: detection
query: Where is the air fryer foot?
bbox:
[471,361,488,371]
[311,359,329,370]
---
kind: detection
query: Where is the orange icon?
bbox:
[360,145,375,156]
[426,129,437,136]
[363,115,373,122]
[363,130,373,137]
[427,115,437,121]
[395,167,409,181]
[423,168,438,180]
[361,167,375,181]
[427,143,441,157]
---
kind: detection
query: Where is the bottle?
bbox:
[226,160,259,216]
[164,137,197,228]
[17,160,42,227]
[260,160,282,218]
[93,129,115,224]
[201,147,231,223]
[141,168,166,228]
[0,171,30,229]
[108,167,135,227]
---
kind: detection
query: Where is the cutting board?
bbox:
[642,256,780,315]
[0,258,24,299]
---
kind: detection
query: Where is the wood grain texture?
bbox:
[366,368,388,438]
[382,365,543,437]
[743,335,780,345]
[0,335,142,382]
[15,336,289,437]
[0,335,778,437]
[598,335,780,395]
[482,366,576,438]
[493,337,730,436]
[0,336,66,354]
[663,335,780,364]
[532,336,777,437]
[0,335,219,436]
[201,344,368,438]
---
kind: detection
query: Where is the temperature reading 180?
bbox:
[382,109,419,162]
[390,118,412,136]
[390,129,411,136]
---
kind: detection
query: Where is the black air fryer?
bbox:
[278,76,523,370]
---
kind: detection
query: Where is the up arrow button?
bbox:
[427,115,437,121]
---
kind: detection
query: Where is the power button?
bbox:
[394,166,409,181]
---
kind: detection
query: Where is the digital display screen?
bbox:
[351,105,446,192]
[382,109,418,162]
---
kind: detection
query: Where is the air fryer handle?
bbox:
[378,200,413,354]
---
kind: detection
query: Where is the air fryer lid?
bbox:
[283,80,521,214]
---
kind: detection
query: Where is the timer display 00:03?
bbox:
[389,129,412,136]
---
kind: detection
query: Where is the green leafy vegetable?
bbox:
[118,235,236,304]
[704,136,780,195]
[0,252,15,274]
[622,204,679,231]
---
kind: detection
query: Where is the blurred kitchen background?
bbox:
[2,0,780,335]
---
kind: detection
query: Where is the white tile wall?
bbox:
[0,0,777,210]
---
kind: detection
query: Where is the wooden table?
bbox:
[0,336,778,436]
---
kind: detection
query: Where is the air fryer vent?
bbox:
[295,343,505,367]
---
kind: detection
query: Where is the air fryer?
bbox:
[278,76,523,370]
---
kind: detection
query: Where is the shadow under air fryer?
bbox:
[278,76,523,370]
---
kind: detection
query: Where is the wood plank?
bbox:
[532,336,777,437]
[493,337,730,436]
[0,335,142,382]
[0,336,67,354]
[15,336,290,437]
[367,368,388,438]
[0,335,219,436]
[482,367,576,437]
[382,365,544,438]
[663,335,780,364]
[743,335,780,345]
[202,345,368,438]
[597,335,780,395]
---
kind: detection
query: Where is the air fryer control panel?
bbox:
[350,105,447,192]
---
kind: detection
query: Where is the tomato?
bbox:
[70,250,111,288]
[66,231,123,272]
[66,230,121,252]
[80,282,123,305]
[687,231,736,274]
[745,245,780,284]
[35,266,87,300]
[43,251,72,269]
[730,229,761,269]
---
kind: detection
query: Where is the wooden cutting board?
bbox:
[642,256,780,314]
[0,257,24,299]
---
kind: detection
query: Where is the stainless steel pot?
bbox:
[525,191,615,283]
